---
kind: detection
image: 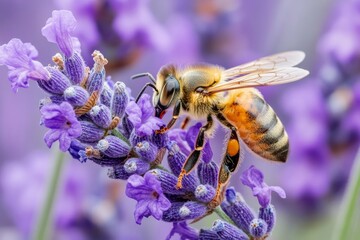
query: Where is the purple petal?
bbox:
[41,10,77,57]
[125,101,142,127]
[137,117,163,136]
[158,194,172,210]
[137,94,154,120]
[40,102,81,151]
[269,186,286,199]
[256,190,271,208]
[134,200,151,224]
[44,129,61,148]
[168,129,191,155]
[241,165,264,189]
[0,39,49,92]
[148,201,163,220]
[59,132,72,152]
[127,174,146,188]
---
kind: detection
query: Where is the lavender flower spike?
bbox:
[41,10,78,57]
[241,165,286,207]
[126,172,171,224]
[40,102,82,151]
[0,38,50,92]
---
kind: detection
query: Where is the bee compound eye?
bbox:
[159,79,179,107]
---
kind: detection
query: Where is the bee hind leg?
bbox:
[176,115,213,189]
[209,113,241,207]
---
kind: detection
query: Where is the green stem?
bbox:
[332,147,360,240]
[214,206,237,226]
[32,151,66,240]
[112,128,131,146]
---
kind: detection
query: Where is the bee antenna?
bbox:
[131,72,156,84]
[135,82,159,103]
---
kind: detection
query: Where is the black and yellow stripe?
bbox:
[222,88,289,163]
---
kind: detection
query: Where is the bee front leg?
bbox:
[176,115,213,189]
[135,82,158,103]
[155,99,181,134]
[209,113,241,208]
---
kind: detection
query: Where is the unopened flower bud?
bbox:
[197,161,219,188]
[87,68,105,94]
[121,116,134,138]
[134,141,158,162]
[64,86,89,107]
[249,218,268,238]
[111,81,129,118]
[199,229,220,240]
[162,202,207,222]
[77,121,105,143]
[50,95,65,104]
[100,81,113,107]
[68,139,85,161]
[212,220,248,240]
[38,66,71,94]
[87,50,107,93]
[129,130,151,146]
[167,141,187,176]
[221,188,255,234]
[259,204,276,233]
[64,52,85,84]
[225,187,237,204]
[124,158,150,175]
[167,141,199,191]
[97,135,130,158]
[108,164,131,180]
[149,169,186,195]
[195,184,216,203]
[90,156,124,167]
[151,131,169,148]
[90,104,112,129]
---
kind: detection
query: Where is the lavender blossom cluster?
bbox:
[0,10,286,240]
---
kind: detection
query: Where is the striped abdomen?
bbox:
[222,88,289,162]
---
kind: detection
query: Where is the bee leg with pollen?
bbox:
[176,115,213,189]
[210,113,241,207]
[155,99,181,134]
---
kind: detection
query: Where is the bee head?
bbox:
[153,73,180,118]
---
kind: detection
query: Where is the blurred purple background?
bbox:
[1,0,359,239]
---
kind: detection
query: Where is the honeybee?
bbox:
[132,51,309,206]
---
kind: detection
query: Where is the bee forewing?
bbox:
[224,51,306,78]
[208,67,309,93]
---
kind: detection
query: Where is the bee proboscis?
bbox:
[132,51,309,212]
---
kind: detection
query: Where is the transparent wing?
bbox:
[207,67,309,94]
[224,51,306,78]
